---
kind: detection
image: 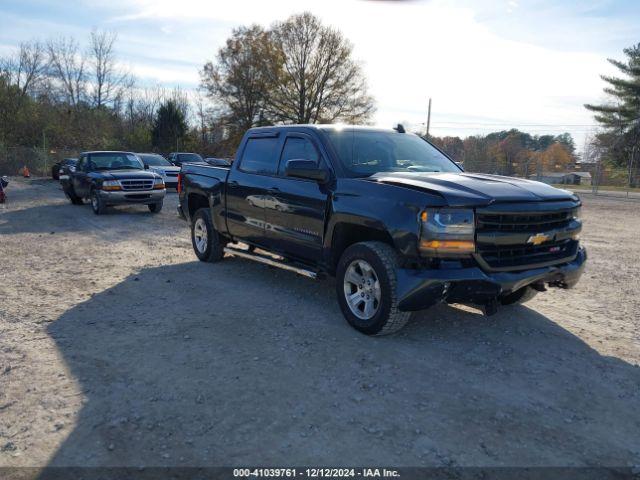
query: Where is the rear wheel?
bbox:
[90,189,106,215]
[500,286,538,305]
[64,185,83,205]
[336,241,410,335]
[191,208,224,262]
[148,201,163,213]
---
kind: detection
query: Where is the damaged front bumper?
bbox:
[396,247,587,312]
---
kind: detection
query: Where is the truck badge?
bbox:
[527,233,551,245]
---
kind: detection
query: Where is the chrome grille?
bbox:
[120,179,153,191]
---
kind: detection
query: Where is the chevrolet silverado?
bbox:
[177,125,586,335]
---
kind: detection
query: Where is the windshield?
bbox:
[88,153,143,171]
[323,130,460,178]
[138,154,171,166]
[177,153,203,163]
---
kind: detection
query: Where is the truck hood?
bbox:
[99,170,158,180]
[149,165,180,175]
[367,172,577,207]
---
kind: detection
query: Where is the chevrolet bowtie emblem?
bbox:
[527,233,551,245]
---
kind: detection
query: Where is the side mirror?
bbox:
[144,164,149,170]
[285,159,329,183]
[68,165,76,173]
[455,161,464,172]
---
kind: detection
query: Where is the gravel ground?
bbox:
[0,177,639,469]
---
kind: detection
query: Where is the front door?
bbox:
[264,133,330,263]
[72,154,91,198]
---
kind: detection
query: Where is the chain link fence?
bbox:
[1,145,638,199]
[0,146,80,178]
[460,160,640,200]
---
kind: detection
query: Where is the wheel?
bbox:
[336,241,411,335]
[500,286,538,305]
[64,186,84,205]
[191,208,224,262]
[90,189,106,215]
[148,201,163,213]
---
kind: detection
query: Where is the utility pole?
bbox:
[42,130,47,175]
[426,98,432,140]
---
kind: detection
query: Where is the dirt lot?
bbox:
[0,177,639,469]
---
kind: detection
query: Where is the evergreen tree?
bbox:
[152,100,187,152]
[585,44,640,166]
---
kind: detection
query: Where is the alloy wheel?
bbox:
[343,259,381,320]
[193,218,208,253]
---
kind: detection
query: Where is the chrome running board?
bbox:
[223,246,318,279]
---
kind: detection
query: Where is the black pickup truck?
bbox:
[61,151,166,214]
[178,125,586,335]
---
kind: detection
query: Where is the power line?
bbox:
[418,121,601,127]
[427,125,597,131]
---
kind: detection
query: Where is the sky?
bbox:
[1,0,639,152]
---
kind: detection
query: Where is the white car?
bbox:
[137,153,181,189]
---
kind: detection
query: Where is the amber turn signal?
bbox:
[420,239,475,253]
[153,183,165,189]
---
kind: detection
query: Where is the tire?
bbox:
[191,208,224,262]
[500,286,538,305]
[64,185,84,205]
[336,241,411,336]
[148,201,163,213]
[90,189,106,215]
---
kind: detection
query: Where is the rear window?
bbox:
[177,153,203,163]
[239,137,279,175]
[139,154,171,166]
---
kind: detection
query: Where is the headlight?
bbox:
[153,177,165,189]
[101,180,121,191]
[419,208,475,257]
[572,206,581,221]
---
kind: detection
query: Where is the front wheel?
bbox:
[336,241,411,336]
[148,201,163,213]
[191,208,224,262]
[90,189,106,215]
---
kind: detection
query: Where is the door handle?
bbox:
[228,180,239,187]
[267,187,280,194]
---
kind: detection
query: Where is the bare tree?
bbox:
[46,37,87,106]
[263,12,375,124]
[0,40,47,97]
[131,86,165,125]
[193,90,212,145]
[88,29,133,108]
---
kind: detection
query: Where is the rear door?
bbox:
[263,133,330,262]
[225,133,280,247]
